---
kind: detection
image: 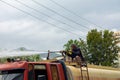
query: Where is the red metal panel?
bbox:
[24,63,29,80]
[46,63,53,80]
[0,61,27,70]
[24,69,28,80]
[56,64,65,80]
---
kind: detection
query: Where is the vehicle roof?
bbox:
[0,60,61,71]
[0,61,28,70]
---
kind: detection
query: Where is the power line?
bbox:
[49,0,104,30]
[0,0,84,38]
[14,0,84,31]
[32,0,91,30]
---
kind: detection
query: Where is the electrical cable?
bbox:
[15,0,86,31]
[0,0,84,38]
[32,0,91,30]
[49,0,104,29]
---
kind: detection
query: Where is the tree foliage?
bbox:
[0,54,41,63]
[87,29,119,66]
[87,29,102,65]
[20,54,40,62]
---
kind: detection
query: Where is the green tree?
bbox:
[102,30,119,66]
[87,29,102,65]
[29,54,40,62]
[87,29,119,66]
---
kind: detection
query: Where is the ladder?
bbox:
[80,62,89,80]
[76,58,89,80]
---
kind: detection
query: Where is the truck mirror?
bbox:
[37,75,46,80]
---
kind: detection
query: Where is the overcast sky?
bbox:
[0,0,120,51]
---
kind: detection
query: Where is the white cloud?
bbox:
[0,20,32,33]
[111,28,118,32]
[106,13,120,20]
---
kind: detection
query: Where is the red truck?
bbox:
[0,60,71,80]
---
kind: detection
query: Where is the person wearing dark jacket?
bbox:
[67,44,85,62]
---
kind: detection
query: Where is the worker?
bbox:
[64,44,85,63]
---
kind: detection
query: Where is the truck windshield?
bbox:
[0,69,24,80]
